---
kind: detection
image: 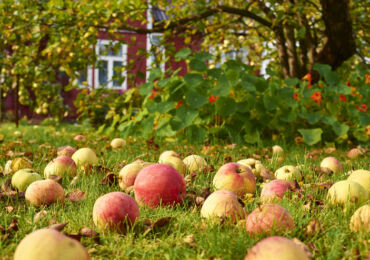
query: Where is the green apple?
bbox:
[158,150,179,161]
[183,155,207,172]
[111,138,126,149]
[159,156,186,176]
[71,147,98,168]
[327,180,368,206]
[44,156,77,179]
[350,204,370,232]
[275,165,301,181]
[347,169,370,193]
[11,169,42,191]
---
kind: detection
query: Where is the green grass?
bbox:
[0,122,369,259]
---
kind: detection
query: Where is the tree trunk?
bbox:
[315,0,356,69]
[15,75,19,128]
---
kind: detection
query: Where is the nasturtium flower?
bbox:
[302,73,312,88]
[339,94,347,102]
[208,96,218,103]
[356,104,368,113]
[311,91,321,102]
[293,92,299,101]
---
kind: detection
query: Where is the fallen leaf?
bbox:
[48,222,68,232]
[200,187,211,199]
[67,190,85,202]
[6,219,18,233]
[324,147,336,154]
[49,175,63,185]
[5,206,14,213]
[143,217,172,236]
[306,219,321,235]
[195,196,205,206]
[1,179,12,192]
[99,173,118,186]
[80,227,98,237]
[183,234,196,247]
[65,233,82,241]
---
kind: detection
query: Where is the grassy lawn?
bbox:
[0,122,368,259]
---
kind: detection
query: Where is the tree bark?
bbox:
[15,75,19,128]
[274,27,290,78]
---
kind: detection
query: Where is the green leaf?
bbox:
[140,115,155,136]
[194,52,213,61]
[284,78,299,86]
[280,110,297,123]
[263,95,277,111]
[156,123,176,137]
[298,128,323,145]
[148,68,162,81]
[211,79,231,96]
[226,69,239,84]
[331,83,352,95]
[243,130,260,144]
[139,82,153,96]
[184,73,203,87]
[357,113,370,127]
[146,101,176,114]
[185,90,208,109]
[189,58,207,72]
[184,125,208,143]
[353,129,369,142]
[313,63,331,77]
[215,97,236,117]
[331,122,349,137]
[175,48,192,60]
[171,106,199,130]
[300,112,322,125]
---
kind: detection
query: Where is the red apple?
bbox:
[213,163,256,197]
[260,180,296,202]
[57,146,76,157]
[93,192,139,232]
[246,204,295,235]
[134,164,186,208]
[44,156,77,179]
[320,156,342,173]
[25,180,65,207]
[74,134,86,141]
[245,236,309,260]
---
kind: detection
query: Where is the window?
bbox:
[94,40,127,89]
[147,33,165,72]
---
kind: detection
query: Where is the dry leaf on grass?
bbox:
[99,173,118,186]
[67,190,86,202]
[47,222,68,232]
[306,219,321,235]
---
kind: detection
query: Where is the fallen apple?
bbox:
[93,192,140,232]
[14,228,90,260]
[237,158,269,179]
[74,134,86,141]
[159,155,186,176]
[134,164,186,208]
[320,156,342,173]
[183,154,207,173]
[71,147,98,168]
[200,190,245,223]
[347,169,370,193]
[11,169,42,191]
[327,180,368,206]
[158,150,180,161]
[272,145,284,155]
[57,146,76,157]
[119,160,151,190]
[110,138,126,149]
[245,236,309,260]
[44,156,77,179]
[349,204,370,233]
[213,163,256,197]
[260,179,296,202]
[25,179,65,207]
[274,165,301,181]
[245,204,295,235]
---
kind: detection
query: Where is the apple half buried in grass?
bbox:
[44,156,77,179]
[14,228,90,260]
[244,236,309,260]
[349,204,370,233]
[320,156,342,173]
[245,204,295,235]
[11,169,42,191]
[274,165,301,181]
[213,163,256,197]
[71,147,98,168]
[260,179,296,202]
[110,138,126,149]
[158,150,180,161]
[183,154,207,173]
[347,169,370,193]
[93,192,140,232]
[119,160,151,190]
[57,145,76,157]
[200,190,245,223]
[326,180,368,206]
[134,164,186,208]
[159,155,187,176]
[25,179,65,207]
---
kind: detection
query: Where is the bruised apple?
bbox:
[260,179,296,202]
[245,204,295,235]
[245,236,309,260]
[25,180,65,207]
[183,155,207,173]
[71,148,98,168]
[213,163,256,197]
[200,190,245,222]
[14,228,90,260]
[44,156,77,179]
[134,164,186,208]
[327,180,368,206]
[93,192,140,232]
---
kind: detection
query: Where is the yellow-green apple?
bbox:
[159,156,186,176]
[320,156,342,173]
[272,145,284,155]
[73,134,86,141]
[158,150,179,161]
[110,138,126,149]
[11,169,42,191]
[274,165,301,181]
[119,160,151,190]
[200,190,245,223]
[237,158,272,179]
[245,204,295,235]
[14,228,90,260]
[183,154,207,172]
[93,192,140,232]
[44,156,77,179]
[327,180,368,206]
[134,164,186,208]
[244,236,309,260]
[71,148,98,168]
[260,179,296,202]
[25,179,65,207]
[349,204,370,232]
[213,163,256,197]
[57,146,76,157]
[347,169,370,193]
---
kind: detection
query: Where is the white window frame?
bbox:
[94,40,127,89]
[147,33,165,73]
[77,66,93,88]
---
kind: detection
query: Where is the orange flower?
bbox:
[208,96,218,103]
[302,73,312,88]
[149,88,158,100]
[293,92,299,101]
[346,81,351,87]
[366,75,370,84]
[356,104,368,113]
[311,91,321,102]
[175,100,183,108]
[339,94,347,102]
